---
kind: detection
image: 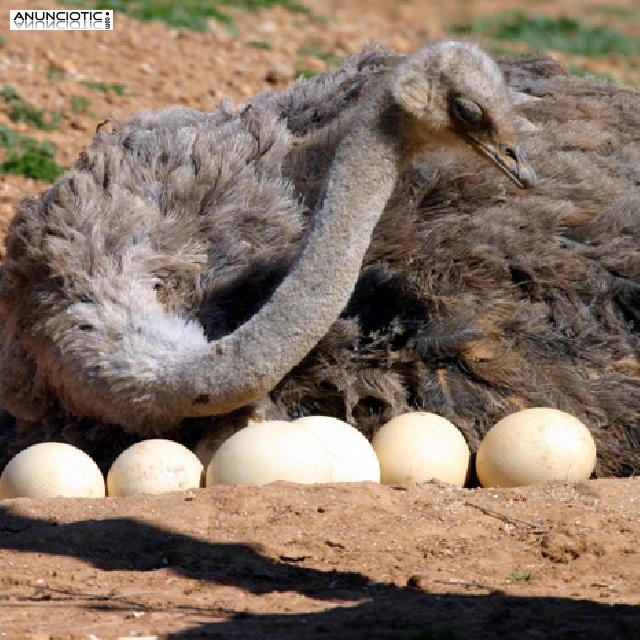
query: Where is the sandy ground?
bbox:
[1,480,639,638]
[0,0,639,637]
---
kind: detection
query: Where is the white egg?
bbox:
[107,439,203,497]
[206,420,331,486]
[372,412,470,486]
[0,442,105,499]
[294,416,380,482]
[476,407,597,487]
[194,424,247,468]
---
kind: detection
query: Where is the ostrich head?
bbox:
[391,41,536,188]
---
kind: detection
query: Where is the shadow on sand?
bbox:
[0,505,636,639]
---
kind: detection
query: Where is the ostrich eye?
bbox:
[451,97,485,129]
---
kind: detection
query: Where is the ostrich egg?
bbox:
[295,416,380,482]
[0,442,105,499]
[206,420,331,485]
[476,407,597,487]
[107,439,203,496]
[372,412,470,486]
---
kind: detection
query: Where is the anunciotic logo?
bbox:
[10,9,113,30]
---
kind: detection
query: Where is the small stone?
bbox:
[264,62,293,85]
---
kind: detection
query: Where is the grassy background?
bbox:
[450,11,639,57]
[65,0,313,30]
[0,0,638,182]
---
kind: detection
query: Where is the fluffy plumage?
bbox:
[0,44,637,475]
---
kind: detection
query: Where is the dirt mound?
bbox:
[1,479,638,638]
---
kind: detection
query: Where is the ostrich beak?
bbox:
[466,135,537,189]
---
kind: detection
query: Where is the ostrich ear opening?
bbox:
[391,54,434,120]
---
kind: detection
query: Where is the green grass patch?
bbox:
[247,39,272,49]
[63,0,312,30]
[568,64,614,83]
[0,124,65,182]
[450,12,640,57]
[294,67,319,79]
[0,86,62,131]
[510,568,534,582]
[78,0,232,29]
[294,41,344,80]
[0,34,6,48]
[70,95,93,114]
[489,45,532,58]
[79,80,128,96]
[0,124,21,149]
[297,41,343,66]
[47,64,67,81]
[227,0,310,14]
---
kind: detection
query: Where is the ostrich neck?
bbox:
[180,97,402,416]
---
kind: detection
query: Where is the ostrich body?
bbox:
[0,43,637,475]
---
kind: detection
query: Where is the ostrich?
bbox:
[0,42,637,476]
